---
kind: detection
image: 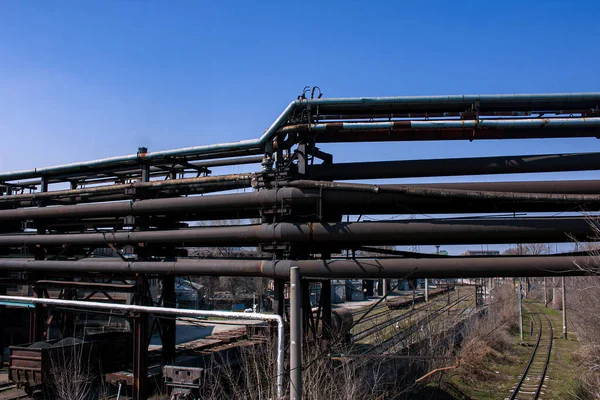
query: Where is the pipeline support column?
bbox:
[290,267,302,400]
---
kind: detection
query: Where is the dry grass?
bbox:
[452,282,519,386]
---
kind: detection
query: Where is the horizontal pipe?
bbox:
[309,127,600,143]
[0,296,285,398]
[0,187,314,221]
[0,173,253,204]
[43,155,265,186]
[0,256,590,278]
[305,92,600,114]
[0,217,592,247]
[0,100,299,182]
[308,152,600,180]
[289,180,600,203]
[282,118,600,133]
[2,92,599,182]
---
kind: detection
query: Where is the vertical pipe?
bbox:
[382,279,388,298]
[425,279,429,302]
[518,280,524,342]
[290,267,302,400]
[562,276,567,340]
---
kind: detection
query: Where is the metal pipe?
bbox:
[3,92,599,182]
[0,173,253,204]
[302,127,600,143]
[289,180,600,203]
[0,99,298,182]
[0,187,314,220]
[4,179,600,220]
[290,267,302,400]
[0,256,591,278]
[308,152,600,181]
[280,117,600,134]
[0,217,592,247]
[305,92,600,113]
[0,295,285,399]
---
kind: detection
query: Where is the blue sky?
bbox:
[1,1,599,254]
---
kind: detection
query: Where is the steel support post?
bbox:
[273,279,285,318]
[425,279,429,302]
[301,281,311,336]
[132,276,149,400]
[29,288,46,343]
[0,279,5,358]
[160,276,176,364]
[562,276,567,340]
[321,280,332,338]
[290,267,302,400]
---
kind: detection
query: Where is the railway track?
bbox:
[508,306,553,400]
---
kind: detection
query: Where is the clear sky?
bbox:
[1,1,599,254]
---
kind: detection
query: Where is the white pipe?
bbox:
[0,295,284,398]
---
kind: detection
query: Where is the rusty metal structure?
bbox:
[1,90,600,399]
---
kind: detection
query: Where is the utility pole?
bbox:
[543,277,547,307]
[518,280,523,342]
[562,276,567,340]
[552,277,556,306]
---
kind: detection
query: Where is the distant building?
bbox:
[464,250,500,256]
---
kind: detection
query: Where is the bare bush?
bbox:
[453,282,519,385]
[48,340,97,400]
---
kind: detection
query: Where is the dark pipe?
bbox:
[0,256,590,278]
[307,128,600,143]
[308,153,600,181]
[0,217,592,247]
[2,180,600,221]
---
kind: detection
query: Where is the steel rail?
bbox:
[536,312,554,399]
[510,307,543,400]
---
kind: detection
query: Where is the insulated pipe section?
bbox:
[308,153,600,181]
[0,256,591,278]
[0,217,593,247]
